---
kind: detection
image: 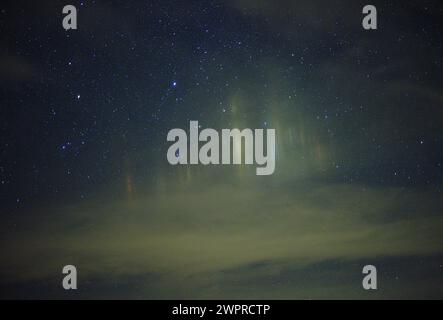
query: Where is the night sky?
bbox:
[1,0,443,299]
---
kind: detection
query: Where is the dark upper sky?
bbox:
[0,0,443,299]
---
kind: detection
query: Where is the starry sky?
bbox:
[1,0,443,299]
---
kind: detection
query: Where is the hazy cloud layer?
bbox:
[2,182,443,298]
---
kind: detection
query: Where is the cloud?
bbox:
[0,54,35,82]
[1,182,443,298]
